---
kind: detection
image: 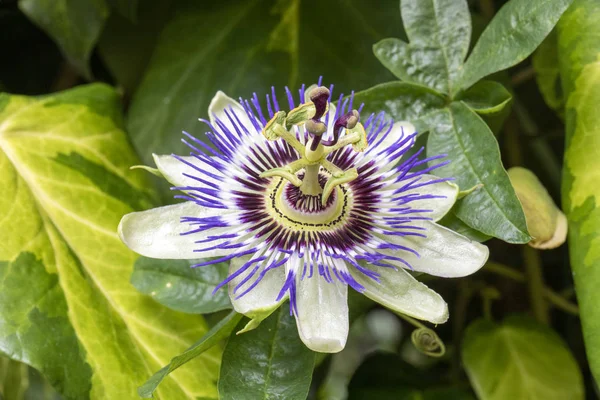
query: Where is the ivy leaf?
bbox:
[558,0,600,386]
[127,0,400,165]
[18,0,110,79]
[218,307,316,400]
[425,102,530,243]
[131,257,231,314]
[0,254,92,399]
[139,311,243,399]
[458,0,573,91]
[462,316,584,399]
[532,30,564,116]
[0,85,220,398]
[373,0,471,95]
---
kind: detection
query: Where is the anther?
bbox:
[322,109,360,146]
[309,87,330,120]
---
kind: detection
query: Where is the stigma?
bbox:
[259,86,367,207]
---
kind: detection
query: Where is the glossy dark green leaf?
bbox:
[374,0,470,95]
[98,0,173,94]
[373,0,471,94]
[558,0,600,386]
[139,311,243,398]
[462,316,584,399]
[458,0,573,90]
[219,307,316,400]
[457,80,512,115]
[128,0,400,164]
[0,253,92,399]
[18,0,110,78]
[131,257,231,314]
[438,212,491,242]
[351,81,446,133]
[426,102,530,243]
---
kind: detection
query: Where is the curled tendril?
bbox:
[411,327,446,358]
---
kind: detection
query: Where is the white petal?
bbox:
[295,272,349,353]
[351,265,448,324]
[381,220,489,278]
[208,91,252,133]
[228,256,287,317]
[153,154,221,188]
[118,202,229,259]
[397,174,458,221]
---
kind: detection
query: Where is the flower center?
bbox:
[259,86,368,206]
[266,174,350,229]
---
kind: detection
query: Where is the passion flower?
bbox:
[119,80,489,353]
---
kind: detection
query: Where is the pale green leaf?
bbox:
[0,85,220,398]
[558,0,600,385]
[462,316,584,400]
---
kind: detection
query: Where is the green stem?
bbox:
[484,262,579,316]
[511,66,535,87]
[523,246,550,324]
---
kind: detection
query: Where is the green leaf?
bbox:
[106,0,138,21]
[98,0,173,94]
[373,0,471,95]
[458,0,573,91]
[219,307,316,400]
[438,211,491,242]
[139,311,243,399]
[18,0,110,79]
[351,81,447,133]
[425,102,530,243]
[456,80,512,115]
[558,0,600,385]
[532,30,565,116]
[0,85,220,398]
[462,316,584,399]
[131,257,231,314]
[128,0,400,164]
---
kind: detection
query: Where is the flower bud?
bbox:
[508,167,567,249]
